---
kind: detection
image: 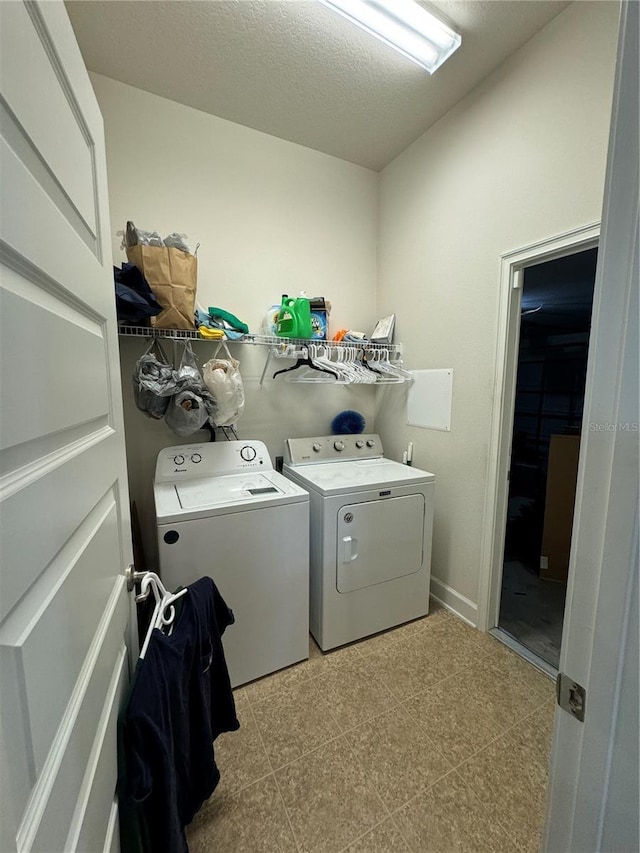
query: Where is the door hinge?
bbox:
[556,672,586,722]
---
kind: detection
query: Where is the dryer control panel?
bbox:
[285,434,384,465]
[155,441,273,483]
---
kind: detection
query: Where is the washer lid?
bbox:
[284,457,435,496]
[155,470,308,523]
[175,472,284,509]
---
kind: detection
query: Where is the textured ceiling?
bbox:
[65,0,571,171]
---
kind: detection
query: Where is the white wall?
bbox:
[92,74,380,568]
[376,1,619,621]
[94,1,619,605]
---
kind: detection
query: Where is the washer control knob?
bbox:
[312,443,322,452]
[240,445,257,462]
[366,439,376,448]
[355,440,365,448]
[334,440,346,451]
[191,453,202,463]
[173,454,185,465]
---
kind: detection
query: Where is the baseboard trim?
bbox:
[430,577,478,627]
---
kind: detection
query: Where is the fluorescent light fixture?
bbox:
[319,0,461,73]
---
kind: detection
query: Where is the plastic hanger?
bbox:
[344,347,377,384]
[273,345,337,381]
[273,357,330,379]
[308,344,346,382]
[370,348,413,382]
[137,572,188,659]
[364,349,403,383]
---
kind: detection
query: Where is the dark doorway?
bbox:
[498,247,597,668]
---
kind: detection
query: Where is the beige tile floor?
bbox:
[188,601,556,853]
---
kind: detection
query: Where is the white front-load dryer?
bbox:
[284,434,434,650]
[154,441,309,687]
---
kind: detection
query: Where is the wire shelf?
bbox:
[117,326,402,353]
[118,325,201,340]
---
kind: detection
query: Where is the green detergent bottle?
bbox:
[276,295,312,339]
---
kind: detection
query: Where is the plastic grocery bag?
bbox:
[202,343,245,426]
[164,342,215,436]
[173,341,202,391]
[164,390,209,437]
[132,340,177,419]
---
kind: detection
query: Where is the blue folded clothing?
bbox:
[195,309,245,339]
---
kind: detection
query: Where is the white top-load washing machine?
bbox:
[284,434,434,651]
[154,441,310,687]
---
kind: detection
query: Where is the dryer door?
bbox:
[336,494,425,593]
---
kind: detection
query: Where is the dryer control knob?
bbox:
[366,440,375,448]
[334,440,346,451]
[355,440,365,448]
[312,443,322,452]
[173,454,185,465]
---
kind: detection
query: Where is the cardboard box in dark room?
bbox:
[541,434,581,583]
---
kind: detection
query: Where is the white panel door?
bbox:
[0,3,134,851]
[544,2,639,851]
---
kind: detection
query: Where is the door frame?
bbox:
[476,222,600,634]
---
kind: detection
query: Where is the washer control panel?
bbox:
[155,441,273,483]
[285,434,384,465]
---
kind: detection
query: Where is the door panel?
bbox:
[0,282,109,450]
[336,495,425,593]
[1,440,122,622]
[106,808,120,853]
[0,648,32,832]
[2,588,128,844]
[72,664,126,853]
[0,133,100,276]
[0,1,97,237]
[3,497,120,774]
[0,2,133,850]
[32,646,128,853]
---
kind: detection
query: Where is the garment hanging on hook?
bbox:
[118,576,239,853]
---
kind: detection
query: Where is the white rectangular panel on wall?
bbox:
[407,369,453,431]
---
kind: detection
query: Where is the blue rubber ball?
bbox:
[331,410,366,435]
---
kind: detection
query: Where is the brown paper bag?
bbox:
[126,244,197,330]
